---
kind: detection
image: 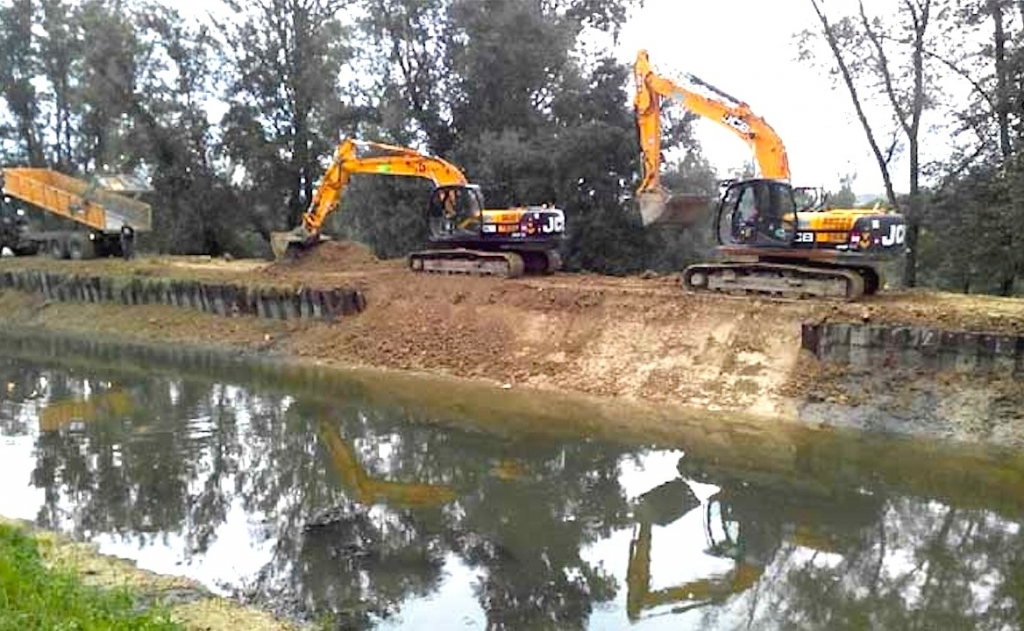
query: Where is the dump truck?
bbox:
[0,168,152,260]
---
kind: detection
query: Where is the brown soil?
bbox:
[261,239,387,276]
[1,243,1023,419]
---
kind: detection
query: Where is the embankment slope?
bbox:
[1,242,1022,443]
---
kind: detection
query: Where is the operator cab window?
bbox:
[725,180,794,245]
[429,187,481,237]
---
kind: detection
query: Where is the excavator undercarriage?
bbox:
[682,248,886,301]
[408,247,562,278]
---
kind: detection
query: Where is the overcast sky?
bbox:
[607,0,907,195]
[175,0,919,196]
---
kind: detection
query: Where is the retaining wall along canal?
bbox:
[0,269,365,321]
[801,321,1024,376]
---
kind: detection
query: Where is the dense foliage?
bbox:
[0,0,717,274]
[1,0,1021,291]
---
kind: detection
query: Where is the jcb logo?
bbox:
[722,114,751,134]
[881,224,905,247]
[542,215,565,234]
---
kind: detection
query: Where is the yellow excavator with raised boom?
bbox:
[271,139,565,278]
[634,50,907,300]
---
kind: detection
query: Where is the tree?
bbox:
[347,0,712,275]
[803,0,944,286]
[0,0,45,166]
[218,0,356,240]
[830,173,859,208]
[910,0,1024,295]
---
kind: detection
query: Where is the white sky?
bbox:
[171,0,963,196]
[607,0,909,195]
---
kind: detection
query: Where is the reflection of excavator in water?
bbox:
[317,421,457,509]
[633,50,907,300]
[626,458,882,621]
[38,388,134,433]
[271,139,565,278]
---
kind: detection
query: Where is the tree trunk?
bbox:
[902,0,929,288]
[991,0,1011,160]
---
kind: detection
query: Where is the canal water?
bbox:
[1,335,1024,630]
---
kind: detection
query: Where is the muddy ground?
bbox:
[1,243,1023,442]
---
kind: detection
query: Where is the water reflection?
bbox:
[1,351,1023,630]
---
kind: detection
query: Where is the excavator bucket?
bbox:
[638,190,711,227]
[270,227,326,261]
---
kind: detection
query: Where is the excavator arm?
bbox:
[633,49,790,225]
[319,420,457,509]
[271,139,470,259]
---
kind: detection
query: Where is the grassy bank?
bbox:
[0,522,180,630]
[0,517,309,631]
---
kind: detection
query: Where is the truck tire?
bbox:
[68,235,95,260]
[49,239,67,260]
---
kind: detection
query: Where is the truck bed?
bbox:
[1,168,152,233]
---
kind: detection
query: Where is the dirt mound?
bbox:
[266,240,383,274]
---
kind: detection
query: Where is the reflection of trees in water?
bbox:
[448,443,627,631]
[688,492,1024,631]
[29,377,253,555]
[10,364,634,628]
[245,400,633,629]
[0,357,104,436]
[7,356,1024,630]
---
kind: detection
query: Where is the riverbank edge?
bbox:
[5,292,1024,622]
[0,515,314,631]
[1,286,1021,449]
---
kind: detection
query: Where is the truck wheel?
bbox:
[49,239,67,260]
[68,236,95,260]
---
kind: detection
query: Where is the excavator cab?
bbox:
[715,178,797,247]
[426,184,485,239]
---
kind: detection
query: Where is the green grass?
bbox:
[0,523,184,631]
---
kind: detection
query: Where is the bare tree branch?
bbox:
[885,127,901,165]
[934,143,988,195]
[860,1,910,135]
[878,32,997,114]
[809,0,900,210]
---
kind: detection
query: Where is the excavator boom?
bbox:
[633,49,789,226]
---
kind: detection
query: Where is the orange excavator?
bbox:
[271,139,565,278]
[633,50,907,300]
